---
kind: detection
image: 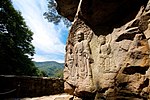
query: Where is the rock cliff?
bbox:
[56,0,150,99]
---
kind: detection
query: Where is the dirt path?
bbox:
[20,93,73,100]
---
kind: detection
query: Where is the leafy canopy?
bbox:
[0,0,47,76]
[43,0,71,28]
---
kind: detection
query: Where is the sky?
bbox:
[11,0,69,63]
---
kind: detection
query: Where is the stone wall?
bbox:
[0,75,64,98]
[56,0,150,99]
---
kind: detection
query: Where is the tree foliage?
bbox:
[34,61,63,78]
[43,0,71,28]
[0,0,46,76]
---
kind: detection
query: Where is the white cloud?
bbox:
[33,55,64,63]
[12,0,68,62]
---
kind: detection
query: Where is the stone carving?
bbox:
[73,31,94,95]
[64,30,95,95]
[64,44,72,81]
[57,0,150,99]
[64,43,75,94]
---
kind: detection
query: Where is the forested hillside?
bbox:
[34,61,64,78]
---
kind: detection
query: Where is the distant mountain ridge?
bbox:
[34,61,64,78]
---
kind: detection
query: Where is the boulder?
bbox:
[56,0,150,99]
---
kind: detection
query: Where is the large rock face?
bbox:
[57,0,150,99]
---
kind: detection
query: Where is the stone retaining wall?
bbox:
[0,75,64,98]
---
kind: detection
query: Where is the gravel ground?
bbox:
[20,93,73,100]
[2,93,73,100]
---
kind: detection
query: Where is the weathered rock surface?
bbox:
[55,0,79,21]
[56,0,150,99]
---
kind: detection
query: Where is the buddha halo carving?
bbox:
[64,30,95,95]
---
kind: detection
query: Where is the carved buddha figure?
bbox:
[72,30,95,94]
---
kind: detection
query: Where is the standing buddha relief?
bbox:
[64,29,95,95]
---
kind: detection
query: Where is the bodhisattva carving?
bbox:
[58,0,150,99]
[98,35,116,73]
[64,30,95,95]
[64,43,75,94]
[64,44,73,77]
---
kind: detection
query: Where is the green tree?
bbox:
[43,0,71,27]
[0,0,43,76]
